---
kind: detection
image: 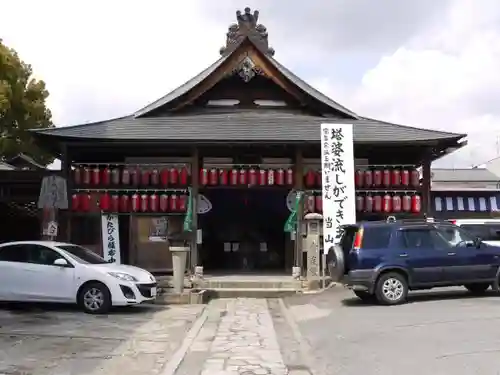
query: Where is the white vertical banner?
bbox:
[321,123,356,254]
[101,214,121,264]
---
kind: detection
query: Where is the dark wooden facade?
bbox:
[30,8,467,275]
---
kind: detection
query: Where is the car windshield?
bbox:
[57,244,108,264]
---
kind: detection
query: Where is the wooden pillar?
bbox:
[61,143,72,242]
[190,146,200,269]
[421,153,432,217]
[294,146,304,272]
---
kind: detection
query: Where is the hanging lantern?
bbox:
[402,195,412,212]
[141,169,150,186]
[110,195,120,212]
[364,170,373,187]
[230,169,239,185]
[373,169,382,187]
[150,169,160,185]
[80,193,91,212]
[99,193,111,212]
[73,167,81,185]
[304,169,316,188]
[219,169,228,185]
[159,194,169,212]
[305,195,315,213]
[122,168,131,185]
[268,169,275,185]
[140,194,149,212]
[92,166,101,185]
[239,168,248,185]
[276,168,285,186]
[373,195,382,212]
[248,168,257,186]
[111,167,120,185]
[101,167,111,186]
[130,168,140,186]
[315,195,323,213]
[392,195,402,213]
[382,194,392,213]
[382,169,391,187]
[178,194,187,212]
[160,168,170,186]
[82,167,91,185]
[401,169,410,186]
[411,195,421,213]
[71,194,79,211]
[364,195,374,212]
[169,167,179,185]
[355,170,364,188]
[199,168,208,186]
[391,169,401,187]
[119,195,130,212]
[169,194,179,211]
[131,193,140,212]
[410,169,420,187]
[356,195,364,212]
[179,166,189,186]
[208,168,218,185]
[286,169,294,186]
[258,169,267,185]
[149,193,159,212]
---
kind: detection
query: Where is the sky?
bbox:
[1,0,499,168]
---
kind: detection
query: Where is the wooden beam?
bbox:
[294,146,304,273]
[190,146,200,269]
[421,152,432,216]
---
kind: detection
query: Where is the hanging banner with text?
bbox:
[321,123,356,254]
[101,214,121,264]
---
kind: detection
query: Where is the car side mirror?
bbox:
[53,258,69,267]
[474,237,482,248]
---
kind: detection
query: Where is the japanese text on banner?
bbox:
[101,214,121,264]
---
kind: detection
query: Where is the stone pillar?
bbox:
[170,246,190,294]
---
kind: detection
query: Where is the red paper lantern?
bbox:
[73,167,81,185]
[71,194,79,211]
[178,194,187,212]
[230,169,238,185]
[82,167,91,185]
[392,195,402,213]
[355,170,364,188]
[150,169,160,185]
[149,194,159,212]
[140,194,148,212]
[80,193,91,212]
[169,194,178,211]
[131,193,140,212]
[373,170,382,187]
[382,194,392,213]
[111,168,120,185]
[119,195,130,212]
[159,194,169,212]
[169,167,179,185]
[248,168,257,186]
[286,169,294,186]
[410,169,420,187]
[209,168,218,185]
[130,168,140,186]
[315,195,323,213]
[239,169,248,185]
[268,169,275,185]
[161,168,170,186]
[99,193,110,212]
[141,169,150,186]
[305,195,315,213]
[199,168,208,186]
[401,169,410,186]
[364,195,374,212]
[402,195,412,212]
[364,170,373,187]
[219,169,228,185]
[276,168,285,186]
[356,195,364,212]
[258,169,267,185]
[411,195,421,213]
[92,167,100,185]
[122,169,131,185]
[179,166,189,186]
[304,169,316,188]
[316,171,322,187]
[373,195,382,212]
[382,169,391,187]
[391,169,401,187]
[101,167,111,186]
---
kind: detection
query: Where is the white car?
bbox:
[0,241,157,314]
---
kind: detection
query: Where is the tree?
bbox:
[0,38,54,166]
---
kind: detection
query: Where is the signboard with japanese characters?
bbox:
[320,123,356,254]
[101,214,121,264]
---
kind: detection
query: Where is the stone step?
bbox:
[196,280,302,290]
[204,287,300,298]
[153,289,207,305]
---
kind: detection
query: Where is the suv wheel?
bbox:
[464,283,490,294]
[354,291,375,302]
[375,272,408,305]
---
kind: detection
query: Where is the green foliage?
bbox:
[0,39,54,166]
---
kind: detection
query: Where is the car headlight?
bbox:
[108,272,138,282]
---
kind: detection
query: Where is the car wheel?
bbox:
[375,272,408,305]
[464,283,490,294]
[78,282,111,314]
[354,290,375,302]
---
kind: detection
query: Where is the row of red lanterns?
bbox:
[72,193,188,213]
[73,166,190,187]
[199,168,294,186]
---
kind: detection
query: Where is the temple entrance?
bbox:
[200,188,289,272]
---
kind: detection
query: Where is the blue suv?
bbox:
[327,218,500,305]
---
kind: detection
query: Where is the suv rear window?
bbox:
[361,226,392,249]
[460,224,500,241]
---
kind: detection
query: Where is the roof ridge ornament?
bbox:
[220,7,275,57]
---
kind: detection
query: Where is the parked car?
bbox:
[0,241,157,314]
[327,218,500,305]
[447,219,500,247]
